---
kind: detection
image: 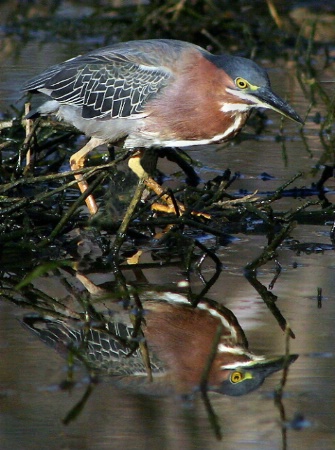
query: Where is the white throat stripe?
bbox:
[220,103,251,113]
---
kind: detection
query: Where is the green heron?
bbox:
[24,39,303,215]
[22,292,297,397]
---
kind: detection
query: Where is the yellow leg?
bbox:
[128,151,210,218]
[128,151,185,215]
[70,137,105,215]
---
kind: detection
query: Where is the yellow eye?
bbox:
[230,371,243,383]
[235,77,249,89]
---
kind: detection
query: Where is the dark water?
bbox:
[1,7,335,450]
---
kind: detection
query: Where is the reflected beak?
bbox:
[254,87,304,124]
[214,354,299,396]
[247,354,299,377]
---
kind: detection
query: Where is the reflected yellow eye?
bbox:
[235,77,249,89]
[230,371,243,383]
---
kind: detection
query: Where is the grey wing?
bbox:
[22,315,164,376]
[24,54,172,120]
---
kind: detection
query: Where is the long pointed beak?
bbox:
[212,354,298,396]
[247,354,299,377]
[255,87,304,124]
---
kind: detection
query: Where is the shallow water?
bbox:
[1,8,335,450]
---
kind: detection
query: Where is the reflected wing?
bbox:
[22,314,165,376]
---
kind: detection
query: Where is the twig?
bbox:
[199,323,223,441]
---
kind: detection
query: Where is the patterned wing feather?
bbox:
[24,53,172,120]
[22,315,164,376]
